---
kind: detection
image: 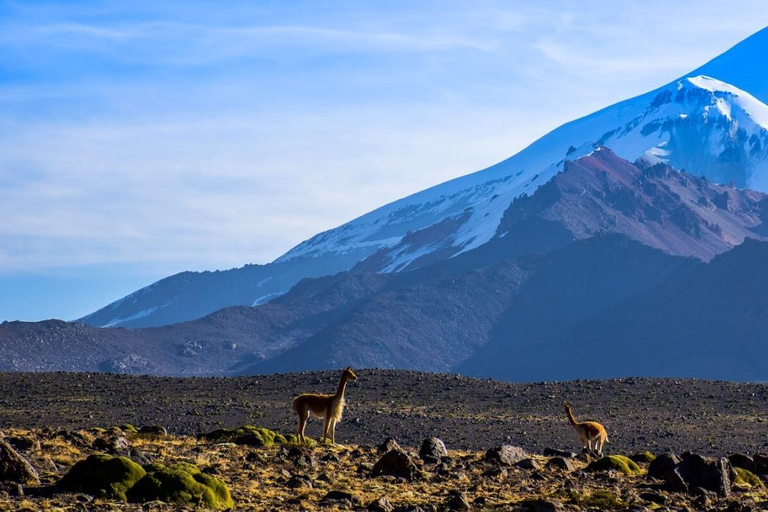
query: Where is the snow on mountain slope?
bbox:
[278,75,768,273]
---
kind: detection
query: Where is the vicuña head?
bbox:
[292,366,357,445]
[563,401,608,457]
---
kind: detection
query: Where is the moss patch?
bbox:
[587,455,642,475]
[570,489,628,509]
[198,426,286,447]
[120,424,138,434]
[734,467,763,488]
[59,454,146,501]
[126,462,233,509]
[630,451,656,463]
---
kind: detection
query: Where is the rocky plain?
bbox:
[0,370,766,510]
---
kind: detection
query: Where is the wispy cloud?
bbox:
[1,0,768,320]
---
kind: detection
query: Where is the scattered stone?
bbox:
[137,425,167,437]
[419,437,448,463]
[647,453,681,480]
[481,467,507,479]
[321,489,359,507]
[638,491,667,505]
[0,439,40,485]
[357,462,374,474]
[92,436,130,455]
[666,453,733,497]
[6,436,40,453]
[56,430,90,447]
[519,498,564,511]
[129,449,151,466]
[545,457,574,472]
[321,452,341,463]
[59,454,145,501]
[0,481,23,496]
[444,489,472,510]
[286,475,313,489]
[287,447,316,469]
[368,496,394,512]
[372,449,421,481]
[516,458,541,470]
[378,438,401,454]
[484,445,528,466]
[729,453,757,472]
[587,455,642,475]
[126,462,233,509]
[543,448,577,458]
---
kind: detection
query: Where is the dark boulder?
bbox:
[753,453,768,475]
[515,458,541,470]
[321,489,360,507]
[519,498,564,511]
[367,496,394,512]
[728,453,757,472]
[444,490,472,511]
[6,436,40,453]
[285,474,313,489]
[377,437,401,454]
[666,453,733,497]
[137,425,167,437]
[372,449,421,481]
[484,445,528,466]
[0,439,39,485]
[545,457,574,472]
[543,448,577,458]
[92,436,130,456]
[647,453,681,480]
[419,437,448,463]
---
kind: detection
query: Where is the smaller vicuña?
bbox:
[563,401,608,456]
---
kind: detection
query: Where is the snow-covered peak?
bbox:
[683,75,768,128]
[278,74,768,270]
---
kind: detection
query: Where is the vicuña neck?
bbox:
[335,376,349,398]
[565,407,578,427]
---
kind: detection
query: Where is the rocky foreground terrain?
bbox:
[0,371,766,510]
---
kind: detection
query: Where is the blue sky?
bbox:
[2,1,768,322]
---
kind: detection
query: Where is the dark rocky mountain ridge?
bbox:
[3,150,768,380]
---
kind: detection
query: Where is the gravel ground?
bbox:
[0,370,767,456]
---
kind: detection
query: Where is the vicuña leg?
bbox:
[322,415,332,443]
[297,409,309,444]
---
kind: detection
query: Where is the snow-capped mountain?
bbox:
[81,27,768,328]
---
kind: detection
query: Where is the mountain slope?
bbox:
[82,28,768,328]
[8,151,768,379]
[458,237,768,382]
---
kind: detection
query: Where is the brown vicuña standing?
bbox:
[292,367,358,445]
[563,401,608,456]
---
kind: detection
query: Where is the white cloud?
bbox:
[1,0,768,310]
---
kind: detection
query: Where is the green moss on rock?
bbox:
[126,462,233,509]
[587,455,642,475]
[59,454,146,501]
[630,451,656,463]
[198,426,287,447]
[575,489,628,509]
[734,467,763,488]
[120,424,138,434]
